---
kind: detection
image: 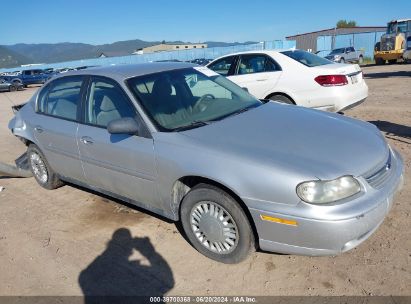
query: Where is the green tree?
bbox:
[336,20,357,28]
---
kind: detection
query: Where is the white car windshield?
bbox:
[127,67,261,131]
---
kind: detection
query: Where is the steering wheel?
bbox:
[193,94,216,112]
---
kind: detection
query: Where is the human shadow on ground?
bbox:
[369,120,411,140]
[79,228,174,303]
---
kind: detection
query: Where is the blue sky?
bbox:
[1,0,410,45]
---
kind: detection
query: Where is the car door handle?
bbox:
[80,136,94,145]
[34,126,44,133]
[256,78,268,81]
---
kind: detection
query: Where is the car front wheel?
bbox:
[180,184,255,264]
[27,144,64,190]
[269,94,294,105]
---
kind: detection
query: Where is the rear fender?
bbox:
[8,103,35,145]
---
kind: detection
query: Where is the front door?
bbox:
[77,77,158,209]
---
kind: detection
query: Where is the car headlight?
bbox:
[334,55,341,59]
[296,176,361,204]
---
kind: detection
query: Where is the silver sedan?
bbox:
[9,63,404,263]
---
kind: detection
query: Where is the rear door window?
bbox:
[237,55,280,75]
[37,76,84,121]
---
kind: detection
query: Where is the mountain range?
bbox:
[0,39,256,69]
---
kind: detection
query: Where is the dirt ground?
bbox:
[0,64,410,297]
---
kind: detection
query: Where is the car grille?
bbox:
[381,37,396,51]
[363,152,393,189]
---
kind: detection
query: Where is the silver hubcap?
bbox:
[190,201,238,254]
[30,152,48,184]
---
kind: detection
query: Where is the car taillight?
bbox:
[314,75,348,87]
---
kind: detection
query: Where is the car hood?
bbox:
[180,102,388,180]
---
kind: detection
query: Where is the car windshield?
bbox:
[329,48,345,55]
[281,50,333,67]
[127,67,261,131]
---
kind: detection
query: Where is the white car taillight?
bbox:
[315,75,348,87]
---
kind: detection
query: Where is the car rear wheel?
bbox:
[269,94,294,105]
[180,184,255,264]
[9,85,16,92]
[27,144,64,190]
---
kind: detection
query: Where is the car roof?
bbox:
[54,62,197,79]
[209,49,296,62]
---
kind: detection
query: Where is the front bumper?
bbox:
[374,50,403,61]
[247,149,404,256]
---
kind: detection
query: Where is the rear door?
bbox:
[77,76,158,209]
[347,47,356,61]
[227,54,282,99]
[32,75,86,182]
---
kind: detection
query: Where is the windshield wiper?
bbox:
[222,105,257,119]
[173,120,212,132]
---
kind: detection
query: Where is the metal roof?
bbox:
[286,26,386,39]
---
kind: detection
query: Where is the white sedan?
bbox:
[206,50,368,112]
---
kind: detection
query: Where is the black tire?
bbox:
[339,58,345,64]
[27,144,64,190]
[374,42,381,52]
[375,58,385,65]
[180,183,255,264]
[9,85,16,92]
[268,94,294,105]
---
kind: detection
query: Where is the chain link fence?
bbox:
[316,31,385,59]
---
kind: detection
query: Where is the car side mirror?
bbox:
[242,87,249,92]
[107,117,139,135]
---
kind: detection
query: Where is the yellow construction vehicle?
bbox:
[374,19,411,64]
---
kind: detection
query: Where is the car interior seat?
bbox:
[149,77,190,128]
[51,98,77,120]
[96,94,121,127]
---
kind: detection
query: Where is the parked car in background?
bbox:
[207,50,368,112]
[1,74,23,86]
[11,69,50,87]
[190,58,213,65]
[9,63,403,263]
[325,47,364,64]
[0,78,23,92]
